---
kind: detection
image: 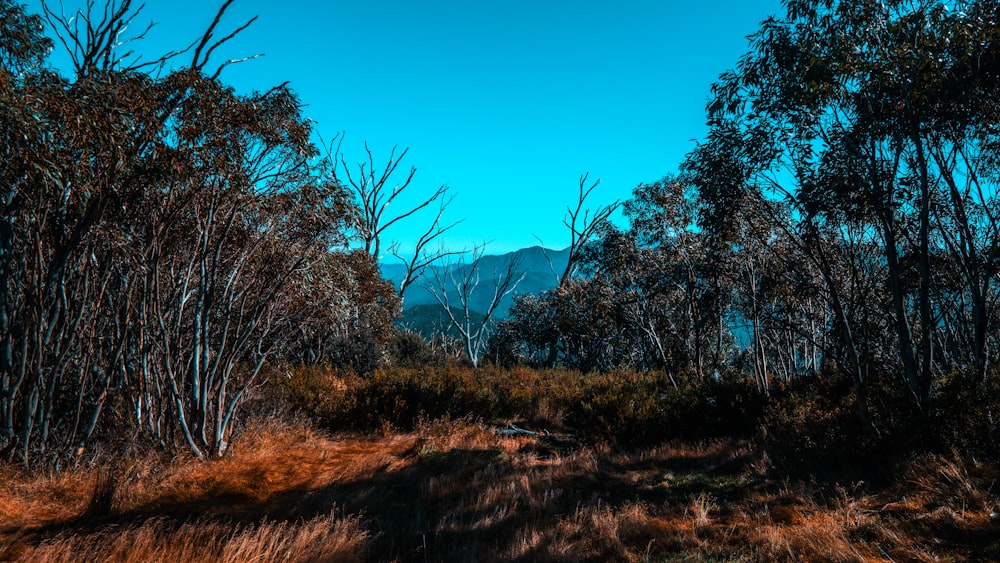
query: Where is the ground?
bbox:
[2,419,999,562]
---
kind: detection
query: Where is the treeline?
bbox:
[493,0,1000,450]
[0,0,398,461]
[3,0,1000,467]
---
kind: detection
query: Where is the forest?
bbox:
[3,0,1000,560]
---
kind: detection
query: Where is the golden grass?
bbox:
[13,512,369,563]
[2,419,999,562]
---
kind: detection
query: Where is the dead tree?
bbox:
[558,173,620,284]
[535,174,618,367]
[426,245,525,368]
[326,133,461,298]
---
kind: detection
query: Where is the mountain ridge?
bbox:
[380,246,570,334]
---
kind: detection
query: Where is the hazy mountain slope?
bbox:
[380,246,570,329]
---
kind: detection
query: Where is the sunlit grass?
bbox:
[2,418,999,561]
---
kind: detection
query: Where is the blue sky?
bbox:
[27,0,782,254]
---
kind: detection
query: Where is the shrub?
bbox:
[330,366,587,431]
[760,369,917,480]
[389,330,436,368]
[929,368,1000,459]
[567,370,765,445]
[325,334,383,376]
[282,364,767,445]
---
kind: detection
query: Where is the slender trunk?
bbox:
[935,144,989,381]
[817,233,873,435]
[882,215,921,408]
[0,218,13,445]
[911,127,934,411]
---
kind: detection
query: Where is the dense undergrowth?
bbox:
[277,363,1000,479]
[281,365,768,444]
[4,364,1000,561]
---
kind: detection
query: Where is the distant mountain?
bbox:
[381,246,570,328]
[397,304,487,340]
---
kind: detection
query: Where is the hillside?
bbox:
[395,304,487,340]
[382,246,571,328]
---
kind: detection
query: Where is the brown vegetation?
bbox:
[3,418,999,562]
[3,0,1000,560]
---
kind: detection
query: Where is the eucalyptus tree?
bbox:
[0,0,357,461]
[693,0,1000,417]
[494,177,705,375]
[623,176,713,379]
[134,74,350,458]
[532,174,619,367]
[0,0,55,459]
[0,0,227,459]
[279,249,400,372]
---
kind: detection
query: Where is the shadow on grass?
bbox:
[3,438,770,562]
[7,434,998,562]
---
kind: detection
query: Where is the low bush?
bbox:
[762,373,869,477]
[388,330,439,368]
[760,368,923,480]
[567,370,766,445]
[929,367,1000,459]
[282,365,767,444]
[282,365,587,431]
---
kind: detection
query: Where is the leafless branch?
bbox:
[41,0,256,77]
[391,192,465,296]
[324,133,461,299]
[425,244,524,367]
[191,0,259,74]
[560,173,620,284]
[534,234,561,285]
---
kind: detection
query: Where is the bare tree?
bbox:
[325,133,461,298]
[531,174,618,368]
[426,245,525,368]
[558,173,620,284]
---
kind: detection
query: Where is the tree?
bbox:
[496,176,715,375]
[554,173,619,285]
[0,0,358,461]
[693,0,1000,420]
[622,176,714,380]
[530,174,618,368]
[326,134,461,298]
[425,245,524,368]
[281,249,400,373]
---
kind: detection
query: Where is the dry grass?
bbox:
[12,512,369,563]
[2,419,1000,562]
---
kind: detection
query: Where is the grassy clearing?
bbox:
[2,419,999,562]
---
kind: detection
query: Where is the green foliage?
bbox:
[691,0,1000,419]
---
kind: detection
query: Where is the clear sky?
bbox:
[26,0,783,254]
